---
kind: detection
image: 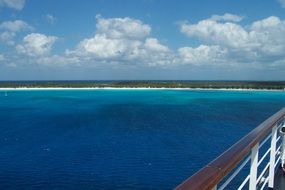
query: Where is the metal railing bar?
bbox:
[217,156,251,190]
[277,122,283,129]
[257,148,271,166]
[237,175,250,190]
[276,145,281,156]
[260,176,269,190]
[268,125,278,188]
[274,155,281,174]
[274,155,281,169]
[256,162,270,183]
[249,143,259,190]
[277,136,281,143]
[259,134,272,149]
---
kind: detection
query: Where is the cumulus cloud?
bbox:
[0,20,32,45]
[0,0,25,10]
[0,20,33,32]
[77,34,134,58]
[95,15,151,39]
[4,14,285,70]
[180,18,248,48]
[180,14,285,64]
[0,31,15,45]
[70,16,171,66]
[144,38,169,52]
[249,16,285,55]
[177,45,228,65]
[21,14,285,68]
[16,33,58,56]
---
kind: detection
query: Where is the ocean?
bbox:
[0,89,285,189]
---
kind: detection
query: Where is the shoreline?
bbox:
[0,87,284,92]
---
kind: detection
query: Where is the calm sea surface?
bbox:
[0,89,285,189]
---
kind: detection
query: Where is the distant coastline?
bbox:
[0,87,284,92]
[0,81,284,91]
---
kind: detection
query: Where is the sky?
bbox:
[0,0,285,80]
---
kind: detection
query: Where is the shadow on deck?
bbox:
[273,167,285,190]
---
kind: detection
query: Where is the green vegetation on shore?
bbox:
[0,81,285,90]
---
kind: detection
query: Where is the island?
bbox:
[0,81,285,90]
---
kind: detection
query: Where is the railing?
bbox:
[175,107,285,190]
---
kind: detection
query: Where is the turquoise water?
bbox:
[0,89,285,189]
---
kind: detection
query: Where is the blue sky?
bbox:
[0,0,285,80]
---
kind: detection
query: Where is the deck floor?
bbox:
[273,167,285,190]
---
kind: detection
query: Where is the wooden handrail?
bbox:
[175,107,285,190]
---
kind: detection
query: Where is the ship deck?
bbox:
[273,167,285,190]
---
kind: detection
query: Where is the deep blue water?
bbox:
[0,89,285,190]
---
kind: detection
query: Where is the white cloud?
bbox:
[278,0,285,8]
[180,18,249,48]
[249,16,285,55]
[177,45,228,65]
[0,20,33,32]
[0,20,33,46]
[78,34,136,58]
[16,33,58,56]
[144,38,170,52]
[5,14,285,71]
[210,13,243,22]
[95,15,151,39]
[0,31,15,45]
[45,14,57,25]
[0,0,25,10]
[180,15,285,63]
[71,16,171,66]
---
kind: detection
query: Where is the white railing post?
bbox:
[268,125,277,188]
[281,121,285,168]
[249,143,259,190]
